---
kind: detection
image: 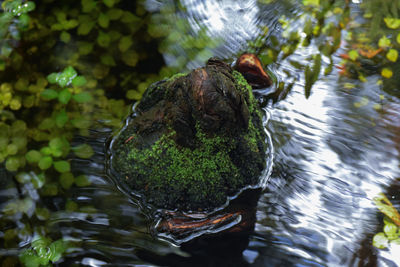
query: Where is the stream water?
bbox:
[1,0,400,266]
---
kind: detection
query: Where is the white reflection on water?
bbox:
[258,69,400,265]
[183,0,261,56]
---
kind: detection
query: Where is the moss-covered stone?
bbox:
[110,58,267,211]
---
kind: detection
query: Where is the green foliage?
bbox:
[384,18,400,29]
[0,0,36,70]
[373,193,400,249]
[75,174,91,187]
[338,0,400,96]
[0,0,156,264]
[374,193,400,226]
[72,144,94,158]
[53,160,71,173]
[255,0,350,100]
[20,235,70,267]
[304,54,321,98]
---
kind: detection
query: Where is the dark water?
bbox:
[2,0,400,266]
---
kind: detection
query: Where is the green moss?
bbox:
[244,128,259,152]
[167,72,187,81]
[122,128,241,210]
[232,70,256,112]
[232,70,265,153]
[113,110,267,211]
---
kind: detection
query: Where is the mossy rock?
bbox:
[110,58,267,211]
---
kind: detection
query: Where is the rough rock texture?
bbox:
[111,58,267,211]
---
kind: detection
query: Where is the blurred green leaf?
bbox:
[303,0,319,6]
[118,36,133,52]
[304,54,321,98]
[81,0,96,13]
[78,41,93,55]
[35,207,50,220]
[348,50,358,61]
[386,49,398,62]
[60,172,74,189]
[103,0,115,8]
[75,175,91,186]
[48,239,69,262]
[7,143,18,155]
[18,13,30,29]
[374,193,400,226]
[60,31,71,43]
[121,11,140,24]
[38,156,53,170]
[101,54,116,66]
[58,89,72,104]
[126,90,142,100]
[20,235,70,266]
[5,156,20,171]
[55,110,68,128]
[49,137,70,156]
[54,160,70,173]
[71,117,91,128]
[41,89,58,100]
[62,66,77,79]
[20,249,44,267]
[31,173,45,189]
[77,19,95,35]
[378,36,391,48]
[73,92,92,103]
[98,12,109,28]
[38,118,55,130]
[16,172,31,183]
[47,73,58,84]
[72,143,94,159]
[3,0,36,15]
[381,68,393,78]
[383,222,399,240]
[107,8,123,20]
[373,232,388,249]
[384,17,400,29]
[122,50,138,66]
[40,147,52,156]
[26,1,36,11]
[97,31,111,47]
[71,76,87,87]
[66,200,78,211]
[26,150,42,163]
[42,183,58,196]
[64,19,79,30]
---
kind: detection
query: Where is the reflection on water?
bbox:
[1,0,400,266]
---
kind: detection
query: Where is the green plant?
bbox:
[0,0,36,70]
[19,235,71,267]
[254,0,350,100]
[372,193,400,249]
[338,0,400,98]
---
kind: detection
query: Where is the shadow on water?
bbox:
[137,189,262,267]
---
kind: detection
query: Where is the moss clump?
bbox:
[111,58,267,211]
